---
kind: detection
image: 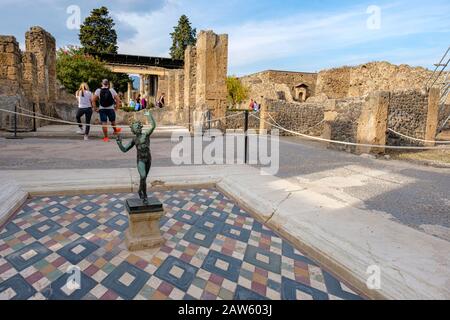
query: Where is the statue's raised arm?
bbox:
[116,134,135,153]
[144,110,156,136]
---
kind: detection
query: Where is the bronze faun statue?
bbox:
[116,111,156,204]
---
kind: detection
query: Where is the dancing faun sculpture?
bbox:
[116,111,156,204]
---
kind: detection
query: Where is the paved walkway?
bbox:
[0,135,449,242]
[0,189,362,300]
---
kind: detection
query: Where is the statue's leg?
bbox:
[137,161,147,201]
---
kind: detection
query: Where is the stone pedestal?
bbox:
[124,198,164,251]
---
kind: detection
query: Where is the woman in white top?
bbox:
[75,83,93,140]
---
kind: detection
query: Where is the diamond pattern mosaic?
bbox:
[0,189,363,300]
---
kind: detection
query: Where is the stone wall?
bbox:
[315,62,436,99]
[25,26,57,119]
[184,45,197,108]
[324,97,366,152]
[174,69,184,110]
[224,110,259,130]
[315,67,351,99]
[239,70,318,107]
[0,36,29,130]
[386,89,430,146]
[195,31,228,121]
[263,100,325,137]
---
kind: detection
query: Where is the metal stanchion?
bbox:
[32,102,36,132]
[6,103,23,140]
[244,110,249,164]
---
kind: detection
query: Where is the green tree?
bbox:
[170,15,197,60]
[79,6,118,54]
[56,46,121,94]
[78,6,130,93]
[227,76,249,106]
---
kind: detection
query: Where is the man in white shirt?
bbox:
[92,79,122,142]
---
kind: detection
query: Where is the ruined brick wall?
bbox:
[174,69,184,110]
[264,100,325,136]
[184,45,197,108]
[315,62,435,99]
[239,70,317,107]
[315,67,351,99]
[166,70,176,108]
[327,97,366,152]
[438,104,450,129]
[386,90,429,146]
[225,110,259,130]
[0,36,28,130]
[157,75,168,101]
[25,26,57,118]
[195,31,228,120]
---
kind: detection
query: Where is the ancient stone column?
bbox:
[127,81,132,103]
[356,91,389,154]
[184,45,197,108]
[174,70,184,110]
[25,26,57,119]
[195,30,228,124]
[167,70,176,108]
[424,87,440,146]
[139,75,145,96]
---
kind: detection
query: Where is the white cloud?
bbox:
[113,0,450,74]
[114,0,182,57]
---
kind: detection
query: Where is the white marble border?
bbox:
[1,165,449,300]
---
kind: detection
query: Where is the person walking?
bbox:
[92,79,122,142]
[75,82,93,141]
[141,95,147,109]
[157,93,165,108]
[249,98,255,111]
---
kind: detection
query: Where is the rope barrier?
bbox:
[3,106,448,150]
[387,128,450,144]
[267,113,325,134]
[251,113,450,150]
[0,107,244,130]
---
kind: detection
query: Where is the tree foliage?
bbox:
[227,76,249,106]
[77,6,130,93]
[56,46,122,94]
[79,6,118,54]
[170,15,197,60]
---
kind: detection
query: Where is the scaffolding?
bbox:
[426,46,450,132]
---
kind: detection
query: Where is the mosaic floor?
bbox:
[0,189,363,300]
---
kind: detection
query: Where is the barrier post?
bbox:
[6,103,23,140]
[244,110,249,164]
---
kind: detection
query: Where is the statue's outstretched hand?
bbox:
[144,110,150,116]
[116,134,122,142]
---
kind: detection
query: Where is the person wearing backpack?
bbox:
[92,79,122,142]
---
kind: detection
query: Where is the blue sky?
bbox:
[1,0,449,75]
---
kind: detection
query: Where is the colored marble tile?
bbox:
[0,189,363,301]
[101,261,150,300]
[57,238,100,265]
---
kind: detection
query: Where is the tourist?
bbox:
[129,99,136,110]
[249,98,255,111]
[157,93,165,108]
[141,95,147,109]
[75,82,93,141]
[92,79,122,142]
[253,100,260,112]
[135,95,141,111]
